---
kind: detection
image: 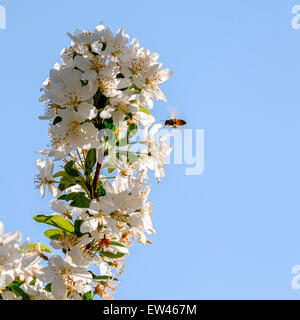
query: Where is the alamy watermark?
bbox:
[0,5,5,30]
[291,265,300,290]
[98,126,204,176]
[292,5,300,30]
[161,128,205,176]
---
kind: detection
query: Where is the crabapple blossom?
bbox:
[1,21,175,300]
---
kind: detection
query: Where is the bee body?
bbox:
[165,118,186,129]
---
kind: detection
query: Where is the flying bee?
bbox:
[165,111,186,129]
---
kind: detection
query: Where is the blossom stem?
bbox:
[92,162,102,198]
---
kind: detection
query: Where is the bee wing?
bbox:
[167,106,178,119]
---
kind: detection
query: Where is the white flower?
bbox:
[67,24,105,45]
[35,157,60,198]
[1,291,22,300]
[0,230,22,268]
[41,68,96,109]
[38,255,92,300]
[49,199,71,218]
[128,202,155,245]
[74,52,108,79]
[111,156,137,192]
[100,90,139,124]
[88,61,131,98]
[80,196,117,235]
[139,124,172,181]
[0,270,15,290]
[49,109,99,155]
[136,64,173,108]
[103,27,130,61]
[60,46,76,67]
[0,226,23,287]
[133,111,155,128]
[21,279,53,300]
[121,46,159,79]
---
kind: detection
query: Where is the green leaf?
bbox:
[70,194,91,208]
[103,118,115,131]
[53,171,65,178]
[7,282,29,300]
[44,228,66,240]
[81,79,88,86]
[85,148,97,174]
[108,168,115,174]
[10,285,30,300]
[100,251,125,259]
[65,161,80,177]
[82,291,92,300]
[93,275,118,281]
[127,123,138,140]
[93,89,107,109]
[109,241,125,248]
[89,271,118,281]
[7,280,24,288]
[74,220,84,237]
[29,279,36,286]
[27,243,51,253]
[33,215,74,233]
[58,175,77,192]
[53,116,62,125]
[44,283,51,293]
[96,185,106,197]
[58,192,91,208]
[139,105,150,115]
[58,192,84,201]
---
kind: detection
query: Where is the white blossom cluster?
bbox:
[0,23,173,300]
[0,222,53,300]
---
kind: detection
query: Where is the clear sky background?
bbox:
[1,0,300,299]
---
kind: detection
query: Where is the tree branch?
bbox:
[92,162,102,198]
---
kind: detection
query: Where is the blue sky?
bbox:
[1,0,300,299]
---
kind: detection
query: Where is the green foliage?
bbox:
[74,220,84,237]
[57,161,85,192]
[82,291,92,300]
[59,192,91,208]
[44,228,66,240]
[7,281,29,300]
[53,116,62,125]
[29,279,36,286]
[64,160,80,178]
[33,215,75,233]
[96,185,106,197]
[127,123,138,140]
[100,251,125,259]
[27,243,51,253]
[108,167,116,174]
[85,148,97,175]
[93,89,107,109]
[103,118,115,131]
[58,175,78,192]
[53,171,65,178]
[139,105,150,115]
[44,283,51,293]
[89,271,118,281]
[109,241,125,247]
